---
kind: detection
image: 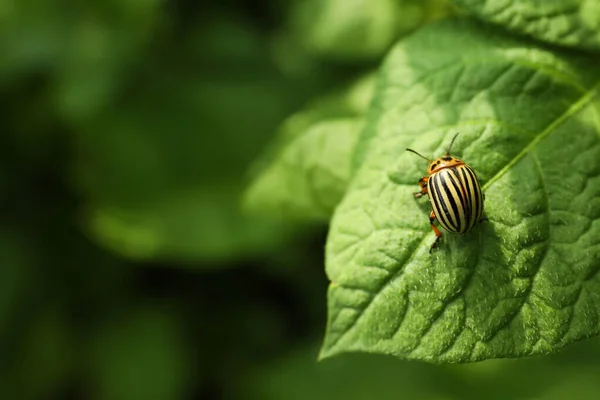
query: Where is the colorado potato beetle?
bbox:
[406,133,485,252]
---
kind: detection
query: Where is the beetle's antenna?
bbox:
[446,132,460,155]
[406,148,431,162]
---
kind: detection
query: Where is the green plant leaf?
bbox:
[451,0,600,51]
[244,118,362,221]
[321,19,600,363]
[244,74,375,221]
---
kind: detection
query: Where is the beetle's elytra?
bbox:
[406,133,485,252]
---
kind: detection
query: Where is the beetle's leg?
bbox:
[479,193,487,223]
[429,210,442,253]
[414,176,429,198]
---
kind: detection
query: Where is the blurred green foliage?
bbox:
[237,338,600,400]
[244,72,376,221]
[3,0,600,399]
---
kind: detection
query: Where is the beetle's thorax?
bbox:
[427,155,465,174]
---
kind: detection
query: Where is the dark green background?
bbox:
[3,0,600,399]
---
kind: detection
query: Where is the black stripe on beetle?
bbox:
[405,133,485,252]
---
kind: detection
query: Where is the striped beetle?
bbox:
[406,133,485,252]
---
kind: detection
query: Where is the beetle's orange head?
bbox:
[427,155,464,174]
[406,132,464,175]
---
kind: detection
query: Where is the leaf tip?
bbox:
[317,342,340,362]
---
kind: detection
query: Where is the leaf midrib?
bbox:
[482,80,600,191]
[322,79,600,359]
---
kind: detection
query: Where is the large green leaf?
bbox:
[320,19,600,363]
[451,0,600,51]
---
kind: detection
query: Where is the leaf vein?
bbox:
[483,81,600,191]
[326,234,432,352]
